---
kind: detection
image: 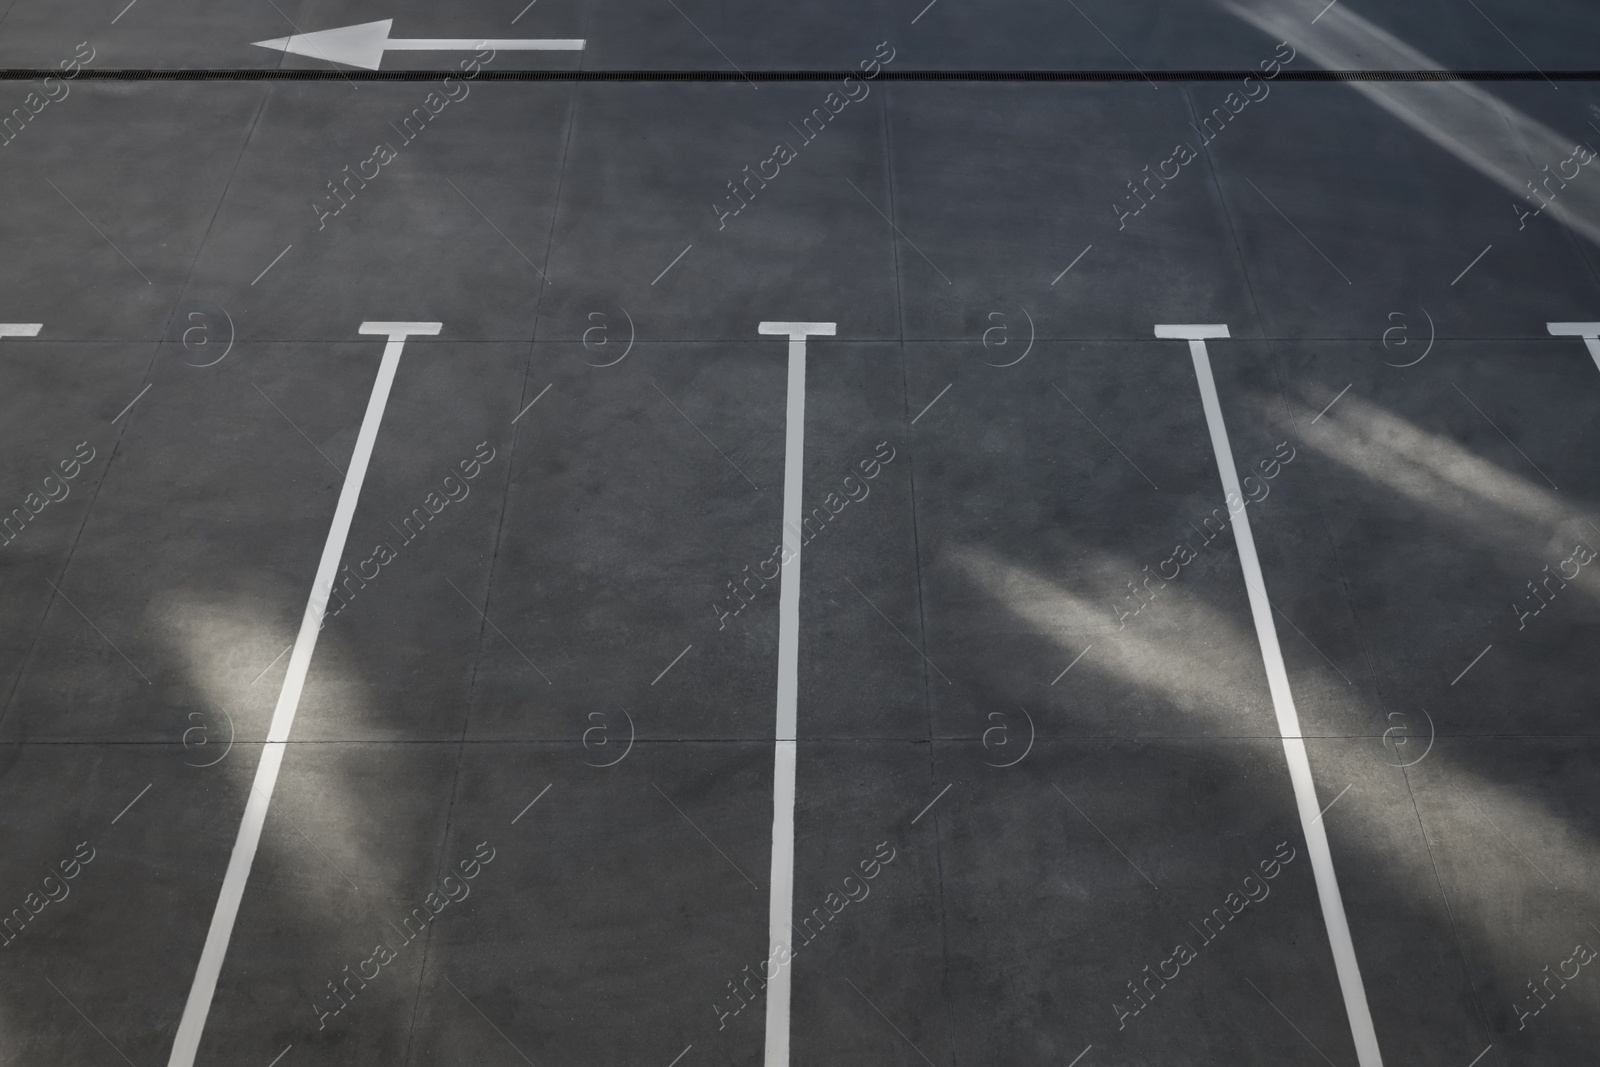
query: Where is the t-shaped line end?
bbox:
[0,324,43,337]
[1547,322,1600,337]
[759,321,837,339]
[1154,324,1230,340]
[359,321,443,339]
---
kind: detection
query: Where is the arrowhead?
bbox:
[253,18,393,70]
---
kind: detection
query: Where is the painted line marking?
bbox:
[112,783,152,824]
[1051,644,1093,684]
[250,643,294,686]
[910,382,951,424]
[1451,244,1493,286]
[1310,383,1351,424]
[1464,1046,1491,1067]
[1546,322,1600,374]
[910,0,940,23]
[651,243,694,285]
[757,321,836,1067]
[266,1045,292,1067]
[1051,244,1094,285]
[652,782,760,889]
[258,785,360,891]
[1158,323,1384,1067]
[45,977,137,1067]
[1453,785,1558,889]
[511,382,552,423]
[446,978,538,1066]
[1451,644,1492,686]
[45,579,152,684]
[1244,977,1340,1067]
[1052,384,1159,490]
[665,1045,693,1067]
[1310,0,1338,23]
[843,978,937,1067]
[0,324,43,337]
[842,575,952,684]
[111,383,151,424]
[254,20,583,69]
[911,783,953,825]
[1054,784,1159,890]
[251,244,293,285]
[1311,784,1352,825]
[444,577,552,683]
[511,783,552,824]
[1269,601,1353,685]
[263,0,365,90]
[165,322,440,1067]
[651,643,693,686]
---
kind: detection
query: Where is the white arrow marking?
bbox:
[757,320,836,1067]
[165,322,442,1067]
[254,19,583,70]
[1156,323,1384,1067]
[1547,322,1600,375]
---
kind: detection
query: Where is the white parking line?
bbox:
[165,322,441,1067]
[1156,323,1384,1067]
[756,320,835,1067]
[1546,321,1600,374]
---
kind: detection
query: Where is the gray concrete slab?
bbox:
[1201,80,1600,341]
[930,738,1363,1066]
[0,741,245,1065]
[0,15,1598,1067]
[534,81,902,343]
[190,741,775,1066]
[5,0,1597,72]
[884,82,1266,341]
[463,340,923,744]
[0,81,264,340]
[1394,738,1600,1061]
[1223,339,1600,737]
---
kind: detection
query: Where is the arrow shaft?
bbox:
[384,37,584,50]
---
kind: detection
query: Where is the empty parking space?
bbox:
[1,10,1599,1067]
